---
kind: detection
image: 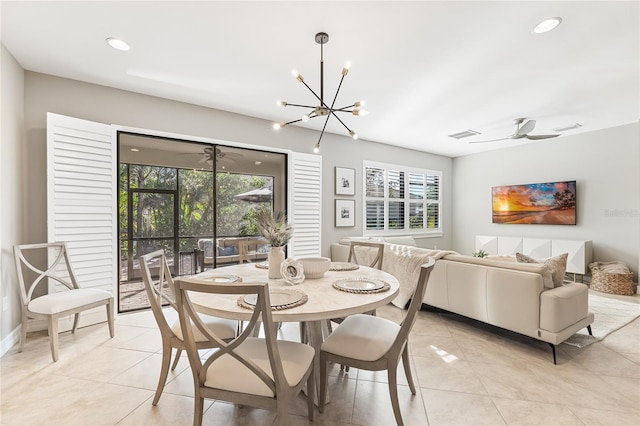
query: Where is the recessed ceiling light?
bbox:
[106,37,131,51]
[533,17,562,34]
[254,161,262,166]
[130,148,139,152]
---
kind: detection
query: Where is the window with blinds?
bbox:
[363,161,442,235]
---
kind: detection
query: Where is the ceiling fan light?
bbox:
[349,130,358,140]
[278,100,287,107]
[313,142,320,153]
[353,109,369,116]
[354,100,365,107]
[272,122,284,130]
[533,17,562,34]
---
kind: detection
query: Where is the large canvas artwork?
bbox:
[492,181,576,225]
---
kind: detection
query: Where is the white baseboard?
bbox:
[0,326,21,357]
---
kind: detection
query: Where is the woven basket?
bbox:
[590,267,635,295]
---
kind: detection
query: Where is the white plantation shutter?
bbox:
[47,113,117,329]
[288,152,322,257]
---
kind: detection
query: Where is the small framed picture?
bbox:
[335,199,356,227]
[335,167,355,195]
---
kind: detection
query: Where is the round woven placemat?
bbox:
[237,289,308,311]
[329,262,360,271]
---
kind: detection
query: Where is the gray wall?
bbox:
[1,45,26,349]
[0,70,452,347]
[452,123,640,279]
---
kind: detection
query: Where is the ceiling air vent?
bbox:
[448,129,480,139]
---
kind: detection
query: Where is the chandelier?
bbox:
[273,32,368,153]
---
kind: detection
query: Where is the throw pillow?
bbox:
[218,245,237,256]
[516,252,568,287]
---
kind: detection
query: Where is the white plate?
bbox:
[201,274,239,283]
[243,289,305,308]
[334,278,384,291]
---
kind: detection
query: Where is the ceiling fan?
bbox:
[181,146,242,165]
[469,118,560,143]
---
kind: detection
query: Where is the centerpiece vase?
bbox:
[268,246,285,279]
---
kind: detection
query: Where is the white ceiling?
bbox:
[2,1,638,157]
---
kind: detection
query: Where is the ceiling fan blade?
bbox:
[524,134,560,140]
[468,137,509,143]
[517,119,536,136]
[223,152,243,158]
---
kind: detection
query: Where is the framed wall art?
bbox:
[492,180,576,225]
[335,167,355,195]
[335,199,356,227]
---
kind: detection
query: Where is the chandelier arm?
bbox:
[285,102,317,109]
[329,112,354,134]
[329,74,346,110]
[334,104,356,111]
[317,114,331,144]
[284,118,304,126]
[325,74,354,133]
[299,80,334,112]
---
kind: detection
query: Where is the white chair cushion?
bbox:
[28,288,111,315]
[171,315,236,341]
[204,337,314,397]
[322,314,400,361]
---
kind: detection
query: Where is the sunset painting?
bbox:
[492,181,576,225]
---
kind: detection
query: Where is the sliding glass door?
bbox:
[117,133,286,312]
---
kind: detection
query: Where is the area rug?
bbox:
[562,291,640,348]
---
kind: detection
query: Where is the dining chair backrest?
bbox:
[14,241,114,361]
[347,241,384,270]
[139,249,177,333]
[15,241,81,305]
[175,278,283,391]
[393,258,435,351]
[174,277,315,424]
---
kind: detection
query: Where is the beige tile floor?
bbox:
[1,291,639,426]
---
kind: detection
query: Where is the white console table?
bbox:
[475,236,593,276]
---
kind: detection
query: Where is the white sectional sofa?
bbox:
[331,237,594,363]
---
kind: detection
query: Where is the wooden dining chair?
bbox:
[139,250,237,406]
[347,241,385,270]
[13,242,114,362]
[319,258,436,426]
[174,277,315,426]
[329,241,386,344]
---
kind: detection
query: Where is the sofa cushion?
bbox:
[443,254,555,289]
[218,245,237,256]
[516,252,568,288]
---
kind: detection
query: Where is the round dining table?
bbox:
[185,261,400,404]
